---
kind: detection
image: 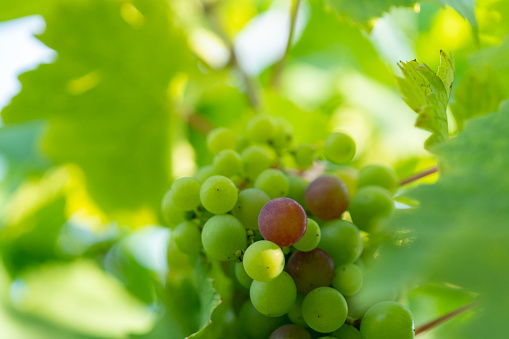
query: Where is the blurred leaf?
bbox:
[0,0,57,22]
[0,174,67,276]
[469,34,509,93]
[326,0,415,30]
[1,0,193,223]
[396,51,454,148]
[432,0,477,31]
[372,100,509,338]
[450,69,507,131]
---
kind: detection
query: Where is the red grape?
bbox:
[270,324,311,339]
[286,248,335,294]
[305,175,349,220]
[258,198,307,247]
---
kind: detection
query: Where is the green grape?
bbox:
[161,189,186,228]
[241,145,272,181]
[170,177,201,211]
[232,188,270,230]
[239,300,287,339]
[250,271,297,317]
[334,324,361,338]
[332,263,363,296]
[200,175,238,214]
[302,287,348,333]
[294,144,316,169]
[243,240,285,282]
[293,218,321,252]
[349,186,394,232]
[270,324,311,339]
[287,175,308,209]
[358,165,399,195]
[268,117,294,149]
[213,149,242,177]
[247,114,278,142]
[319,220,363,266]
[324,132,356,164]
[288,294,307,327]
[194,165,216,183]
[345,285,398,319]
[235,262,253,289]
[236,134,251,153]
[360,301,414,339]
[173,221,201,254]
[207,127,236,154]
[201,215,246,261]
[331,166,358,198]
[254,169,289,199]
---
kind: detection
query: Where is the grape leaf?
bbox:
[1,0,192,222]
[396,51,454,149]
[469,34,509,93]
[450,69,507,131]
[432,0,477,30]
[372,100,509,338]
[326,0,416,30]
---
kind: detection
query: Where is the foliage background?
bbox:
[0,0,508,338]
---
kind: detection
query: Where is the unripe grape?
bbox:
[259,198,307,247]
[360,301,414,339]
[200,175,238,214]
[235,262,253,289]
[331,166,358,198]
[194,165,216,183]
[250,271,297,317]
[305,175,349,221]
[239,300,286,339]
[247,114,278,142]
[207,127,236,154]
[302,287,348,333]
[170,177,201,211]
[161,189,186,228]
[232,188,270,230]
[324,132,356,164]
[334,324,361,338]
[201,215,246,261]
[358,165,399,195]
[287,175,308,209]
[286,248,335,294]
[293,218,320,252]
[173,221,201,254]
[294,144,316,169]
[213,149,242,177]
[332,263,363,296]
[254,169,289,199]
[241,146,271,181]
[268,117,294,150]
[243,240,285,282]
[349,186,394,232]
[319,220,363,266]
[269,324,311,339]
[288,294,307,327]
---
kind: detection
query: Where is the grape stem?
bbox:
[202,2,260,108]
[415,301,477,335]
[400,166,438,186]
[270,0,301,89]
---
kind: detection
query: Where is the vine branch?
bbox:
[187,112,215,135]
[400,166,438,186]
[270,0,301,89]
[415,302,477,336]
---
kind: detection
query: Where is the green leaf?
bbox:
[396,51,454,149]
[450,69,507,131]
[0,0,57,22]
[432,0,478,30]
[469,35,509,93]
[1,0,192,222]
[326,0,416,30]
[372,100,509,338]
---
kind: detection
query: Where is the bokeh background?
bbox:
[0,0,507,338]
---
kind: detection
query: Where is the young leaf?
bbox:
[396,51,454,149]
[372,100,509,338]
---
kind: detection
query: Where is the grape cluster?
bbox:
[162,114,414,339]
